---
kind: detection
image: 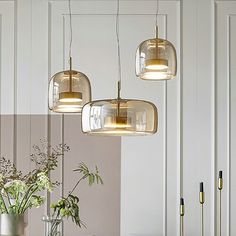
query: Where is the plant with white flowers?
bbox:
[0,141,69,214]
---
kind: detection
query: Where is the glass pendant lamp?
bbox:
[48,0,91,113]
[135,0,177,81]
[82,0,158,136]
[49,57,91,113]
[82,81,157,135]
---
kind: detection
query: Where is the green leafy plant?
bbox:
[50,163,103,228]
[0,140,69,214]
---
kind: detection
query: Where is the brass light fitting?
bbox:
[103,82,132,129]
[59,57,80,103]
[104,116,132,129]
[144,27,169,71]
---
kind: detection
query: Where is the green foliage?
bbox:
[51,195,85,228]
[74,162,103,186]
[0,141,103,232]
[51,163,103,228]
[0,140,68,214]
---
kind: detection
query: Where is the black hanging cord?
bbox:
[116,0,122,99]
[68,0,73,60]
[155,0,159,27]
[155,0,159,37]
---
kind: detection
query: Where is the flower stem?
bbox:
[18,184,36,213]
[6,192,12,208]
[67,175,86,197]
[21,187,38,213]
[0,192,8,213]
[50,212,61,235]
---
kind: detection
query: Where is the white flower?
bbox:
[30,195,44,208]
[36,172,53,192]
[4,180,27,191]
[0,174,4,184]
[3,180,27,198]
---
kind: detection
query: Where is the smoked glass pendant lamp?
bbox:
[48,0,91,113]
[82,82,157,136]
[48,57,91,113]
[82,0,158,136]
[135,0,177,81]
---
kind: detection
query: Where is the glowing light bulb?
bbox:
[56,104,82,113]
[59,98,82,102]
[145,59,168,70]
[141,71,169,80]
[59,92,82,102]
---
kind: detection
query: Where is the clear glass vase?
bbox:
[42,216,62,236]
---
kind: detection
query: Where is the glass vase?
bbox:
[42,216,62,236]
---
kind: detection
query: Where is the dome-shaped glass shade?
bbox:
[136,38,177,80]
[82,99,158,136]
[49,70,91,113]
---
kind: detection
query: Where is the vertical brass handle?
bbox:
[199,182,205,236]
[218,171,223,236]
[180,198,185,236]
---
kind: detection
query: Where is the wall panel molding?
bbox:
[215,2,236,236]
[0,0,236,236]
[49,1,122,235]
[0,1,15,115]
[0,1,15,162]
[182,0,214,235]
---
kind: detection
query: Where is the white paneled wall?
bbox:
[216,2,236,235]
[0,0,236,236]
[181,1,214,235]
[120,2,180,236]
[0,1,15,114]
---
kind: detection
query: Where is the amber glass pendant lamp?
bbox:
[48,0,91,113]
[82,0,158,136]
[135,0,177,80]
